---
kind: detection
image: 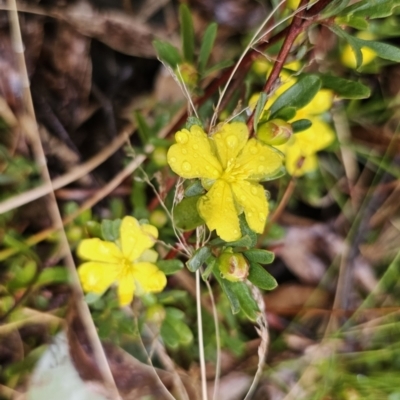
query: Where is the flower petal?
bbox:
[212,122,249,169]
[297,89,333,117]
[284,145,319,176]
[293,118,335,154]
[77,238,121,263]
[117,277,136,306]
[198,179,241,242]
[78,261,118,294]
[120,216,157,261]
[132,262,167,294]
[167,125,222,179]
[231,181,268,234]
[235,138,284,181]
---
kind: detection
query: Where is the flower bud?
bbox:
[151,147,168,167]
[146,304,166,324]
[218,250,249,282]
[149,209,168,228]
[257,119,293,146]
[177,62,198,88]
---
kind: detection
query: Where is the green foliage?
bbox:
[156,259,184,275]
[186,246,212,272]
[198,23,218,75]
[180,4,195,63]
[292,119,312,133]
[320,75,371,99]
[243,249,275,264]
[269,75,322,114]
[152,40,182,68]
[173,195,204,230]
[340,0,400,19]
[247,262,277,291]
[101,219,121,241]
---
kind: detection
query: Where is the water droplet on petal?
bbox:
[170,157,176,163]
[259,156,265,161]
[258,165,265,173]
[193,144,199,150]
[251,187,258,195]
[226,134,238,148]
[212,170,219,177]
[250,146,258,155]
[182,149,188,154]
[233,229,239,235]
[182,161,192,172]
[259,212,265,222]
[240,195,246,202]
[248,212,253,217]
[176,131,189,144]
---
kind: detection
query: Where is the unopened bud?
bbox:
[177,62,198,88]
[257,119,293,146]
[218,250,249,282]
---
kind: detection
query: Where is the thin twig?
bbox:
[7,2,120,397]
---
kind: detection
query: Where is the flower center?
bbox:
[118,257,135,279]
[220,158,248,183]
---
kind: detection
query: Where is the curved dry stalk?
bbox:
[7,2,121,397]
[243,285,269,400]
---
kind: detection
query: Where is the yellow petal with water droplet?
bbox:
[167,126,222,179]
[198,180,241,242]
[212,122,249,169]
[78,238,122,263]
[120,216,157,261]
[235,138,283,181]
[78,261,118,294]
[231,181,268,234]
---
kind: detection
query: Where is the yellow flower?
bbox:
[275,89,335,176]
[77,216,167,306]
[341,31,377,69]
[167,122,283,242]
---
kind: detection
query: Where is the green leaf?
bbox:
[230,281,259,321]
[180,4,195,63]
[85,221,102,239]
[320,75,371,99]
[243,249,275,264]
[340,0,400,19]
[101,219,121,241]
[269,75,322,114]
[134,112,152,144]
[173,195,204,230]
[292,119,312,133]
[153,40,182,68]
[198,23,217,74]
[165,307,185,320]
[248,262,278,291]
[156,260,184,275]
[329,25,363,68]
[358,38,400,62]
[322,0,351,18]
[35,267,69,288]
[212,269,240,314]
[335,15,369,30]
[204,59,234,75]
[254,93,268,134]
[184,180,205,197]
[202,255,216,280]
[160,318,180,348]
[269,106,297,121]
[186,246,211,272]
